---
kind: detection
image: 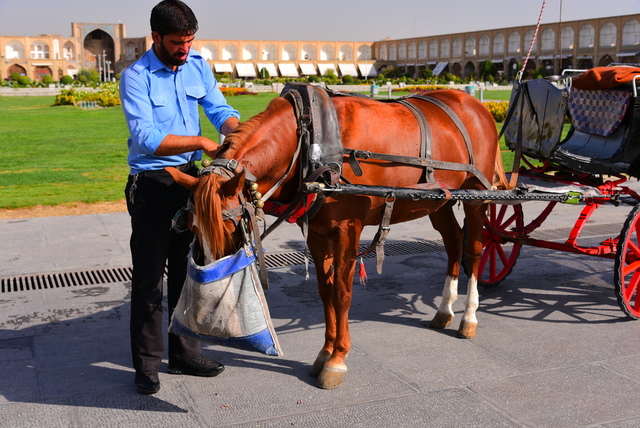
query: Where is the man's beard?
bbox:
[158,42,187,67]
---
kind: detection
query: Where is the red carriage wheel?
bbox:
[614,204,640,319]
[477,203,524,287]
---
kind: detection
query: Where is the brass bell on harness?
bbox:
[201,158,211,167]
[254,200,265,208]
[249,182,259,191]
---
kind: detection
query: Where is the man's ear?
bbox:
[151,31,161,45]
[165,167,199,190]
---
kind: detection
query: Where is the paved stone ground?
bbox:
[1,196,640,427]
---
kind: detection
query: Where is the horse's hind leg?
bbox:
[428,205,464,331]
[456,202,488,339]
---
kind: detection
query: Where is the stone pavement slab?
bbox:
[2,193,640,427]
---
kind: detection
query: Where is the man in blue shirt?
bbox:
[120,0,240,395]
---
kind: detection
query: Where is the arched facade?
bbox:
[1,13,639,82]
[371,13,640,79]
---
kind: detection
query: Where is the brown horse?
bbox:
[167,88,509,389]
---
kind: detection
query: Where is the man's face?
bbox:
[152,32,194,70]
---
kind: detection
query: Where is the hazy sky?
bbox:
[0,0,638,41]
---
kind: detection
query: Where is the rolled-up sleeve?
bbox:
[197,60,240,132]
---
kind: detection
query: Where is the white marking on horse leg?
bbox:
[457,274,479,338]
[430,275,457,329]
[437,275,458,318]
[462,274,479,324]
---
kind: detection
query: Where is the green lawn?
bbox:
[0,93,278,209]
[1,91,520,209]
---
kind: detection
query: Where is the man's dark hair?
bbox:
[150,0,199,36]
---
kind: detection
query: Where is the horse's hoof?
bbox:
[309,350,332,378]
[316,366,346,389]
[430,311,454,329]
[457,320,477,338]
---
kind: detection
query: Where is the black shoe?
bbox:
[167,355,225,377]
[135,370,160,395]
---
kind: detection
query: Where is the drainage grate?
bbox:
[1,267,133,293]
[263,239,445,269]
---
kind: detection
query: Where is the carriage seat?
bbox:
[550,68,640,178]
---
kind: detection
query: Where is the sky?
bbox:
[0,0,638,42]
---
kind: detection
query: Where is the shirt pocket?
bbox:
[150,91,175,123]
[185,86,206,100]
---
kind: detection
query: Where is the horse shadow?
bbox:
[0,246,630,412]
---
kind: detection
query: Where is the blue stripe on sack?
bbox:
[188,246,257,283]
[170,319,279,356]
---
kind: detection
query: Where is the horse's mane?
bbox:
[222,97,289,153]
[193,173,234,260]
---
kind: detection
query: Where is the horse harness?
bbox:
[185,84,495,279]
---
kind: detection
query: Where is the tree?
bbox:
[479,59,497,81]
[60,75,74,85]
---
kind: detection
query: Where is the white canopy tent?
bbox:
[256,63,278,77]
[317,63,337,76]
[214,63,233,73]
[299,63,317,76]
[357,63,377,78]
[338,63,358,77]
[278,63,299,77]
[235,63,256,77]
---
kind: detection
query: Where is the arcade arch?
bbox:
[5,40,24,59]
[83,29,114,79]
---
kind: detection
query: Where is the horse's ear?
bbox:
[165,167,199,190]
[221,169,247,197]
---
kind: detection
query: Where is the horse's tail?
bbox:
[492,142,512,190]
[194,174,234,260]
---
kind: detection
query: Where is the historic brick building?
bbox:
[0,22,375,82]
[1,13,638,82]
[374,13,640,80]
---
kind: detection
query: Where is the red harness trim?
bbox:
[263,194,317,223]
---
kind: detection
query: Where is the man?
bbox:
[120,0,240,395]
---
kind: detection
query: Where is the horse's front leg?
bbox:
[307,222,360,389]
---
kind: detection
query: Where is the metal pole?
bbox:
[102,50,107,82]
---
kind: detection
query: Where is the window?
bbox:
[222,44,238,60]
[541,28,555,51]
[600,22,617,47]
[622,19,640,46]
[30,41,49,59]
[242,43,258,60]
[441,38,450,57]
[281,44,296,61]
[340,44,353,61]
[508,31,520,54]
[493,33,505,55]
[429,40,438,58]
[478,35,490,56]
[5,40,24,59]
[418,41,427,59]
[579,24,595,48]
[452,37,462,57]
[321,44,335,61]
[561,26,574,50]
[465,36,476,56]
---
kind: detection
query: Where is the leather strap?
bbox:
[357,195,395,274]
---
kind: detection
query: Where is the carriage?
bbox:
[167,65,640,389]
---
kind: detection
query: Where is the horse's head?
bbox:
[167,164,252,265]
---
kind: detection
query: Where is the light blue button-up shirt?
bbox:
[120,46,240,175]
